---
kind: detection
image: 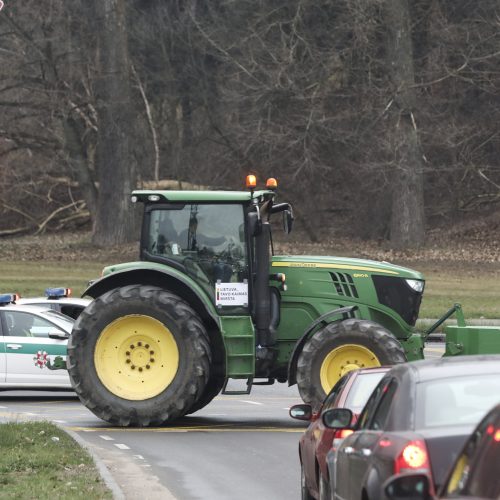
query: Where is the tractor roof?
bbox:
[131,189,275,203]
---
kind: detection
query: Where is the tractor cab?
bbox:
[134,177,293,345]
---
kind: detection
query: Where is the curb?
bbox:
[58,424,126,500]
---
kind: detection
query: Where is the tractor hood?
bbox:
[271,255,424,280]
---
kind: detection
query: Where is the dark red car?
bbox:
[290,367,390,500]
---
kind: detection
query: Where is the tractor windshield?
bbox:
[146,203,249,311]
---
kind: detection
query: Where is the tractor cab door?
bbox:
[143,203,250,315]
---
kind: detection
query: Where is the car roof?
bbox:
[17,297,91,306]
[389,355,500,383]
[0,303,55,314]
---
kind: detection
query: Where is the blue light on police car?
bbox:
[0,293,19,305]
[45,287,71,299]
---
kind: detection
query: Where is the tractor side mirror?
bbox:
[283,209,294,234]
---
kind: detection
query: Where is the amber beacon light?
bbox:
[246,174,257,189]
[266,178,278,190]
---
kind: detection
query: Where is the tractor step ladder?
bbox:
[220,316,255,395]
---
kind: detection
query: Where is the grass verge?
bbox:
[0,421,112,499]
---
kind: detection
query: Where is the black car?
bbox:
[323,355,500,500]
[384,402,500,499]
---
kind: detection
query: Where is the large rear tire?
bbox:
[186,375,225,415]
[296,319,406,408]
[67,285,211,426]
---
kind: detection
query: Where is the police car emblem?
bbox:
[34,351,48,369]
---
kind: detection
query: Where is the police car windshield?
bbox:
[41,310,75,330]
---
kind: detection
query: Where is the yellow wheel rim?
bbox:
[94,315,179,401]
[320,344,381,394]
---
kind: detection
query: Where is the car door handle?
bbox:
[6,344,23,350]
[343,446,355,454]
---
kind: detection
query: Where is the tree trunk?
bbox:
[385,0,425,248]
[92,0,136,245]
[63,118,98,222]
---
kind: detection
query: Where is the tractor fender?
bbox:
[83,266,220,328]
[287,306,358,386]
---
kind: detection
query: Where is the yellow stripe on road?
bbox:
[68,426,305,433]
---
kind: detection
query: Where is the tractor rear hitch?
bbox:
[424,303,466,340]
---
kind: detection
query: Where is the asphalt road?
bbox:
[0,343,445,500]
[0,384,307,499]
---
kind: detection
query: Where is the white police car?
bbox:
[0,294,73,390]
[17,287,91,320]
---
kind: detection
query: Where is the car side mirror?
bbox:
[322,408,353,429]
[289,404,313,421]
[283,209,294,234]
[48,330,69,340]
[383,473,433,500]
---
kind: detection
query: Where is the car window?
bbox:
[59,305,83,320]
[323,373,350,411]
[3,311,66,338]
[344,371,387,414]
[356,377,388,429]
[445,410,500,498]
[417,374,500,428]
[466,417,500,499]
[368,379,398,430]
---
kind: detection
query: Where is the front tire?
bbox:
[296,319,406,408]
[67,285,211,426]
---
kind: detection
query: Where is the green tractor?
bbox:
[66,177,500,426]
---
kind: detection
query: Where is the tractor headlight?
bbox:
[405,279,424,293]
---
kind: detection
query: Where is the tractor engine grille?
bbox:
[372,276,423,326]
[330,272,359,298]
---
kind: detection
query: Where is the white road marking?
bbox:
[0,406,7,409]
[133,455,144,460]
[53,420,67,423]
[240,400,263,405]
[142,464,152,468]
[99,435,114,441]
[114,443,130,450]
[24,412,37,416]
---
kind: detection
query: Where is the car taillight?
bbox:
[332,429,354,451]
[394,440,430,474]
[339,429,353,439]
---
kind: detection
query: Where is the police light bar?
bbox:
[45,287,72,299]
[0,293,19,306]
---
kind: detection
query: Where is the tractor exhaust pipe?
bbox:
[254,221,275,347]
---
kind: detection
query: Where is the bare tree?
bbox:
[384,0,425,247]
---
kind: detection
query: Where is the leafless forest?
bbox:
[0,1,498,248]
